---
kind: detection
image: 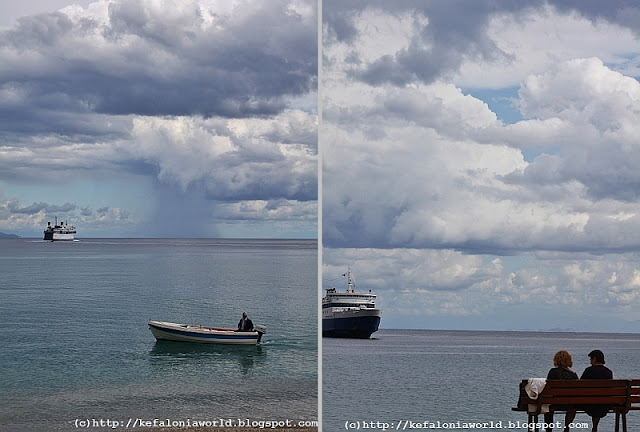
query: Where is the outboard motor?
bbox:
[254,325,267,343]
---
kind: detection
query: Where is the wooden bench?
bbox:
[512,379,640,432]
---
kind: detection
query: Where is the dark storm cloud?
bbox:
[0,108,131,146]
[324,0,537,85]
[202,165,317,202]
[0,0,316,129]
[505,152,640,203]
[324,0,640,87]
[552,0,640,34]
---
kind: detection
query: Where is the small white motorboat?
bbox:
[148,320,267,345]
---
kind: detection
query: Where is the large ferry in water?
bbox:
[322,268,382,338]
[43,217,76,241]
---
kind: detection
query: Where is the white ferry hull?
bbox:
[52,233,75,241]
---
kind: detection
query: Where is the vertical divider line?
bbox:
[317,0,323,430]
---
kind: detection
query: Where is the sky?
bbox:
[322,0,640,332]
[0,0,317,238]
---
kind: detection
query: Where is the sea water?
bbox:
[0,238,317,431]
[323,329,640,431]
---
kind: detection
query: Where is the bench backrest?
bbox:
[516,379,639,410]
[629,380,640,409]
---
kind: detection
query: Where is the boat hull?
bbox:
[148,320,262,345]
[44,232,75,241]
[322,309,381,339]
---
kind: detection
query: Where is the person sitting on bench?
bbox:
[580,350,613,432]
[545,350,579,432]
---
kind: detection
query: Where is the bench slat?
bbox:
[544,380,629,388]
[545,388,626,396]
[517,396,627,404]
[539,396,626,405]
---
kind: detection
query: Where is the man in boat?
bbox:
[237,312,254,332]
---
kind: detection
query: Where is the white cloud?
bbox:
[455,4,640,89]
[511,58,640,202]
[519,58,640,124]
[128,109,316,200]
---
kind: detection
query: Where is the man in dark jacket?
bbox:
[237,312,254,332]
[580,350,613,432]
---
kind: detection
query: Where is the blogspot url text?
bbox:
[73,418,318,429]
[344,420,590,430]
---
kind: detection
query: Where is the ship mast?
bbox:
[347,267,353,293]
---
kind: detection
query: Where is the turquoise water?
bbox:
[323,329,640,431]
[0,238,317,431]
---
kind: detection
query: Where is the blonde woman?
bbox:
[545,350,578,432]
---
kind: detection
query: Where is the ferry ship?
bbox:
[322,268,382,338]
[43,217,76,241]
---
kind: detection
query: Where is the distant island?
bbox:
[0,232,19,238]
